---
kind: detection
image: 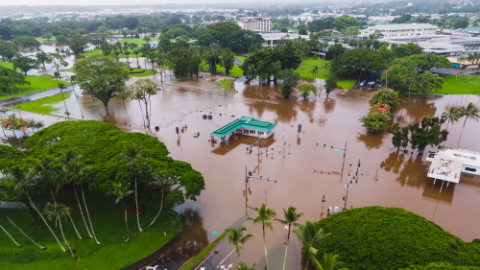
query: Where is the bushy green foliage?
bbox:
[369,88,400,111]
[359,108,390,132]
[316,206,480,270]
[402,262,480,270]
[1,120,205,205]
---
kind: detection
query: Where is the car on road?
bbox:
[193,132,200,138]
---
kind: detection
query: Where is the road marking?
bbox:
[218,248,236,265]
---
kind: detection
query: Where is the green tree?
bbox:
[235,262,256,270]
[69,34,88,55]
[298,83,318,100]
[247,203,276,270]
[414,72,443,96]
[409,117,448,151]
[74,55,130,111]
[293,221,330,270]
[117,89,132,125]
[388,123,410,151]
[311,66,318,79]
[0,66,30,93]
[42,202,75,258]
[148,172,175,228]
[441,107,461,130]
[121,145,146,233]
[42,33,53,41]
[225,226,254,261]
[456,56,467,81]
[221,48,235,75]
[369,88,400,111]
[325,75,338,98]
[107,182,134,242]
[12,56,39,76]
[7,165,66,252]
[35,51,52,69]
[314,252,349,270]
[279,69,300,99]
[457,102,480,148]
[331,49,382,81]
[130,78,159,128]
[11,36,40,52]
[55,35,66,42]
[275,206,303,270]
[299,28,308,35]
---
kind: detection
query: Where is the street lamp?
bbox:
[343,159,360,210]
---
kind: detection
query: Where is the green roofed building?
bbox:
[210,116,276,139]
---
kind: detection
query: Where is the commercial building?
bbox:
[426,147,480,184]
[358,23,439,40]
[259,33,308,47]
[237,17,271,32]
[211,116,276,139]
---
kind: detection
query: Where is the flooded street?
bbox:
[3,65,480,270]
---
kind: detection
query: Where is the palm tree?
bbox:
[62,154,98,243]
[293,221,330,270]
[148,172,175,228]
[68,75,84,119]
[108,182,134,242]
[235,261,256,270]
[1,206,46,250]
[7,165,66,252]
[458,102,480,148]
[311,66,318,79]
[43,202,75,258]
[275,206,303,270]
[225,226,254,262]
[30,156,56,196]
[247,203,276,270]
[117,89,132,126]
[313,252,348,270]
[456,56,467,81]
[441,107,461,130]
[121,145,145,232]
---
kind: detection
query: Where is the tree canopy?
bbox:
[315,206,480,270]
[331,48,383,78]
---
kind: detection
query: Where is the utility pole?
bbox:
[245,165,278,193]
[316,140,347,163]
[343,159,360,211]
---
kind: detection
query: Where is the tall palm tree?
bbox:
[68,75,84,119]
[442,107,461,130]
[458,102,480,148]
[117,89,132,126]
[225,226,254,262]
[293,221,330,270]
[275,206,303,270]
[0,222,22,248]
[313,252,348,270]
[107,182,134,242]
[235,261,256,270]
[148,172,175,228]
[7,165,66,252]
[62,154,97,242]
[121,145,145,232]
[30,156,56,196]
[43,202,75,258]
[247,203,276,270]
[0,181,46,250]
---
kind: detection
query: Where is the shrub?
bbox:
[369,87,400,111]
[359,101,391,132]
[316,206,480,270]
[55,34,66,42]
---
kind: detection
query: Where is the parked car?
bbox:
[193,132,200,138]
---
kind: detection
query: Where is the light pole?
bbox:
[316,140,347,163]
[245,165,278,193]
[343,159,360,211]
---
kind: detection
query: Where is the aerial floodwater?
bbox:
[2,58,480,270]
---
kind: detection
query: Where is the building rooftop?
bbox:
[427,147,480,183]
[364,23,439,31]
[211,116,276,137]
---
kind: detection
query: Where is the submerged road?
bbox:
[0,85,74,107]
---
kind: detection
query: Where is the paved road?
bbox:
[0,85,74,107]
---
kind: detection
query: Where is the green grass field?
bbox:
[0,60,14,69]
[296,57,356,89]
[437,74,480,95]
[117,38,148,45]
[235,56,246,63]
[130,69,155,77]
[0,198,183,270]
[218,80,233,92]
[35,37,58,43]
[200,61,243,77]
[0,76,69,100]
[12,92,71,116]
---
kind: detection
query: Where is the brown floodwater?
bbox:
[2,72,480,270]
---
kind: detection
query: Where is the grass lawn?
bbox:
[0,197,184,270]
[235,56,246,63]
[218,80,233,92]
[130,69,155,77]
[0,60,14,69]
[200,61,243,77]
[35,37,58,43]
[0,76,69,101]
[117,38,148,45]
[437,74,480,95]
[296,57,356,89]
[12,92,71,116]
[81,49,104,57]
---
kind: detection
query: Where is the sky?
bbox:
[0,0,280,6]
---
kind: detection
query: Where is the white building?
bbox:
[237,17,271,32]
[359,23,439,40]
[259,33,308,47]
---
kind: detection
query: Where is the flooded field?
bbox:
[2,62,480,270]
